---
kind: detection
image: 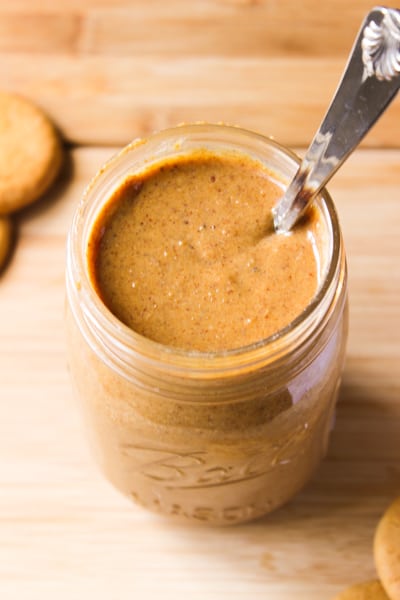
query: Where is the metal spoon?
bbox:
[272,5,400,233]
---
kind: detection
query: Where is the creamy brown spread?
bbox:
[67,141,347,525]
[88,149,321,352]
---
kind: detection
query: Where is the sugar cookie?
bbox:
[0,92,62,215]
[0,215,12,271]
[332,579,390,600]
[375,496,400,600]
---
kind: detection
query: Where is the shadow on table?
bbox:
[16,143,75,223]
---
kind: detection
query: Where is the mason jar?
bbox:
[65,124,348,525]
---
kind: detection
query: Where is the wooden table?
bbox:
[1,2,399,599]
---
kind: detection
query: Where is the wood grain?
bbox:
[1,0,395,57]
[0,0,399,146]
[1,2,399,598]
[1,146,399,600]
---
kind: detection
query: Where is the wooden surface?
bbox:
[0,2,399,599]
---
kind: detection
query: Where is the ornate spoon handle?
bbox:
[273,6,400,233]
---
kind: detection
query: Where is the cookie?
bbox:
[0,92,63,215]
[374,496,400,600]
[0,215,12,271]
[332,579,390,600]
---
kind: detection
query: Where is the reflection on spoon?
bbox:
[272,6,400,234]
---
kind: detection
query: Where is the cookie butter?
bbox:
[88,151,320,352]
[66,124,348,525]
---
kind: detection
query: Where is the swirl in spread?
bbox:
[88,149,324,352]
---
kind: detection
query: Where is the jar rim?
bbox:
[66,123,344,376]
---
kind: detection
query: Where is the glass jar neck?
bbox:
[66,124,346,389]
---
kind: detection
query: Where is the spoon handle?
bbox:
[273,6,400,233]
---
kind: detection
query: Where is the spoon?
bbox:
[272,5,400,233]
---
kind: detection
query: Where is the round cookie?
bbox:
[332,580,390,600]
[0,92,62,215]
[375,496,400,600]
[0,215,12,271]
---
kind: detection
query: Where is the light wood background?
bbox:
[0,2,399,599]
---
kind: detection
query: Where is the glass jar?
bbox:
[65,124,348,525]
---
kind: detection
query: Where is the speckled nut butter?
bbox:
[88,150,320,352]
[66,124,348,525]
